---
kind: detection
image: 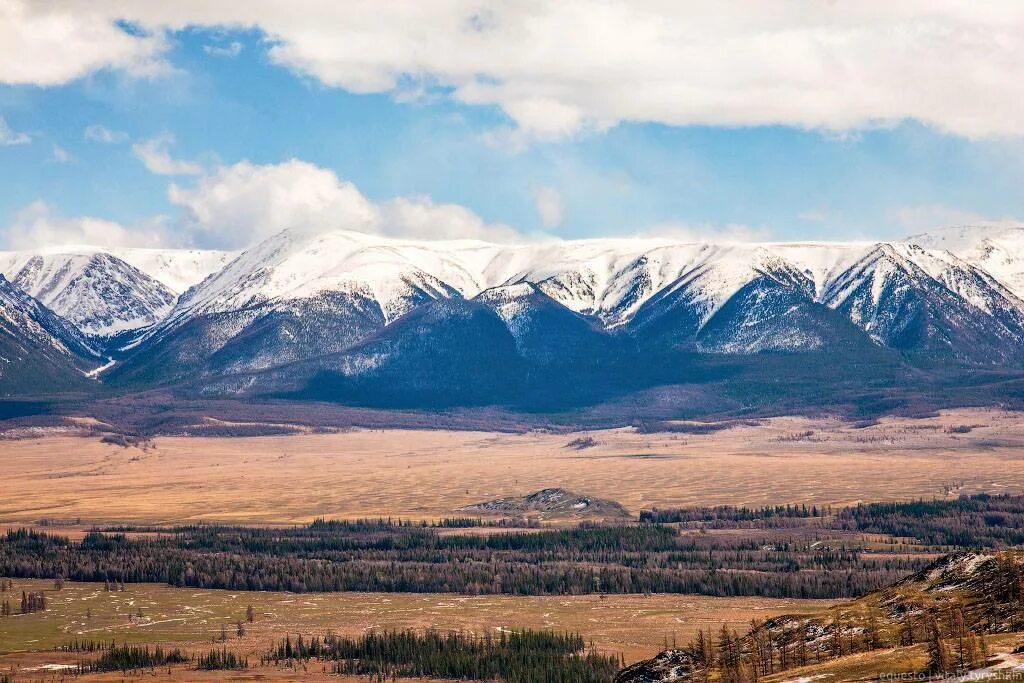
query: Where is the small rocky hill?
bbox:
[460,487,630,520]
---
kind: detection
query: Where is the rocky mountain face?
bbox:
[0,251,176,340]
[6,225,1024,404]
[0,247,230,347]
[0,274,101,394]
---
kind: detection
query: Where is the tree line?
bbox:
[834,493,1024,547]
[642,493,1024,548]
[263,629,620,683]
[0,523,924,599]
[77,643,187,673]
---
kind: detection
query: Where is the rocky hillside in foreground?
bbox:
[617,550,1024,682]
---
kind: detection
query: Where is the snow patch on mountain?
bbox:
[109,247,234,293]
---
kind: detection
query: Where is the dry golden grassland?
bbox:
[1,408,1023,526]
[0,578,835,673]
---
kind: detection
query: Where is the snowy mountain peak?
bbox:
[0,251,176,339]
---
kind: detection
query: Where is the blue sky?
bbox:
[1,5,1023,249]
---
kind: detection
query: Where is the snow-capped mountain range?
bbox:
[3,223,1024,403]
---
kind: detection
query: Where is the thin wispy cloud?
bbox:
[132,133,203,176]
[51,144,71,162]
[84,124,128,144]
[203,41,242,58]
[0,116,30,145]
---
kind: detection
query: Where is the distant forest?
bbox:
[643,493,1024,547]
[0,494,1019,600]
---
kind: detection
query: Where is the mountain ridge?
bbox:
[6,225,1024,408]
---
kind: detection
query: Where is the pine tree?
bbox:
[718,625,742,683]
[925,618,951,674]
[864,608,884,650]
[795,622,809,667]
[830,611,844,657]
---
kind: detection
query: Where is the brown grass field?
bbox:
[0,578,835,677]
[1,408,1023,526]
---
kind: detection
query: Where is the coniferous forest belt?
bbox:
[2,494,1020,599]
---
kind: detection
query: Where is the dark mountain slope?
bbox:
[0,275,100,395]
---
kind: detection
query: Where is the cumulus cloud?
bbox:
[0,0,168,86]
[169,159,519,248]
[169,160,377,247]
[3,158,522,251]
[4,3,1024,139]
[532,187,564,229]
[1,201,170,250]
[0,116,29,145]
[84,124,128,144]
[132,133,204,175]
[379,196,520,242]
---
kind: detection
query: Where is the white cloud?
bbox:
[0,116,29,145]
[169,159,520,248]
[132,133,203,175]
[0,0,168,86]
[379,196,520,242]
[532,187,564,229]
[84,124,128,144]
[168,160,378,247]
[5,3,1024,139]
[3,159,522,251]
[203,41,242,58]
[1,201,170,250]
